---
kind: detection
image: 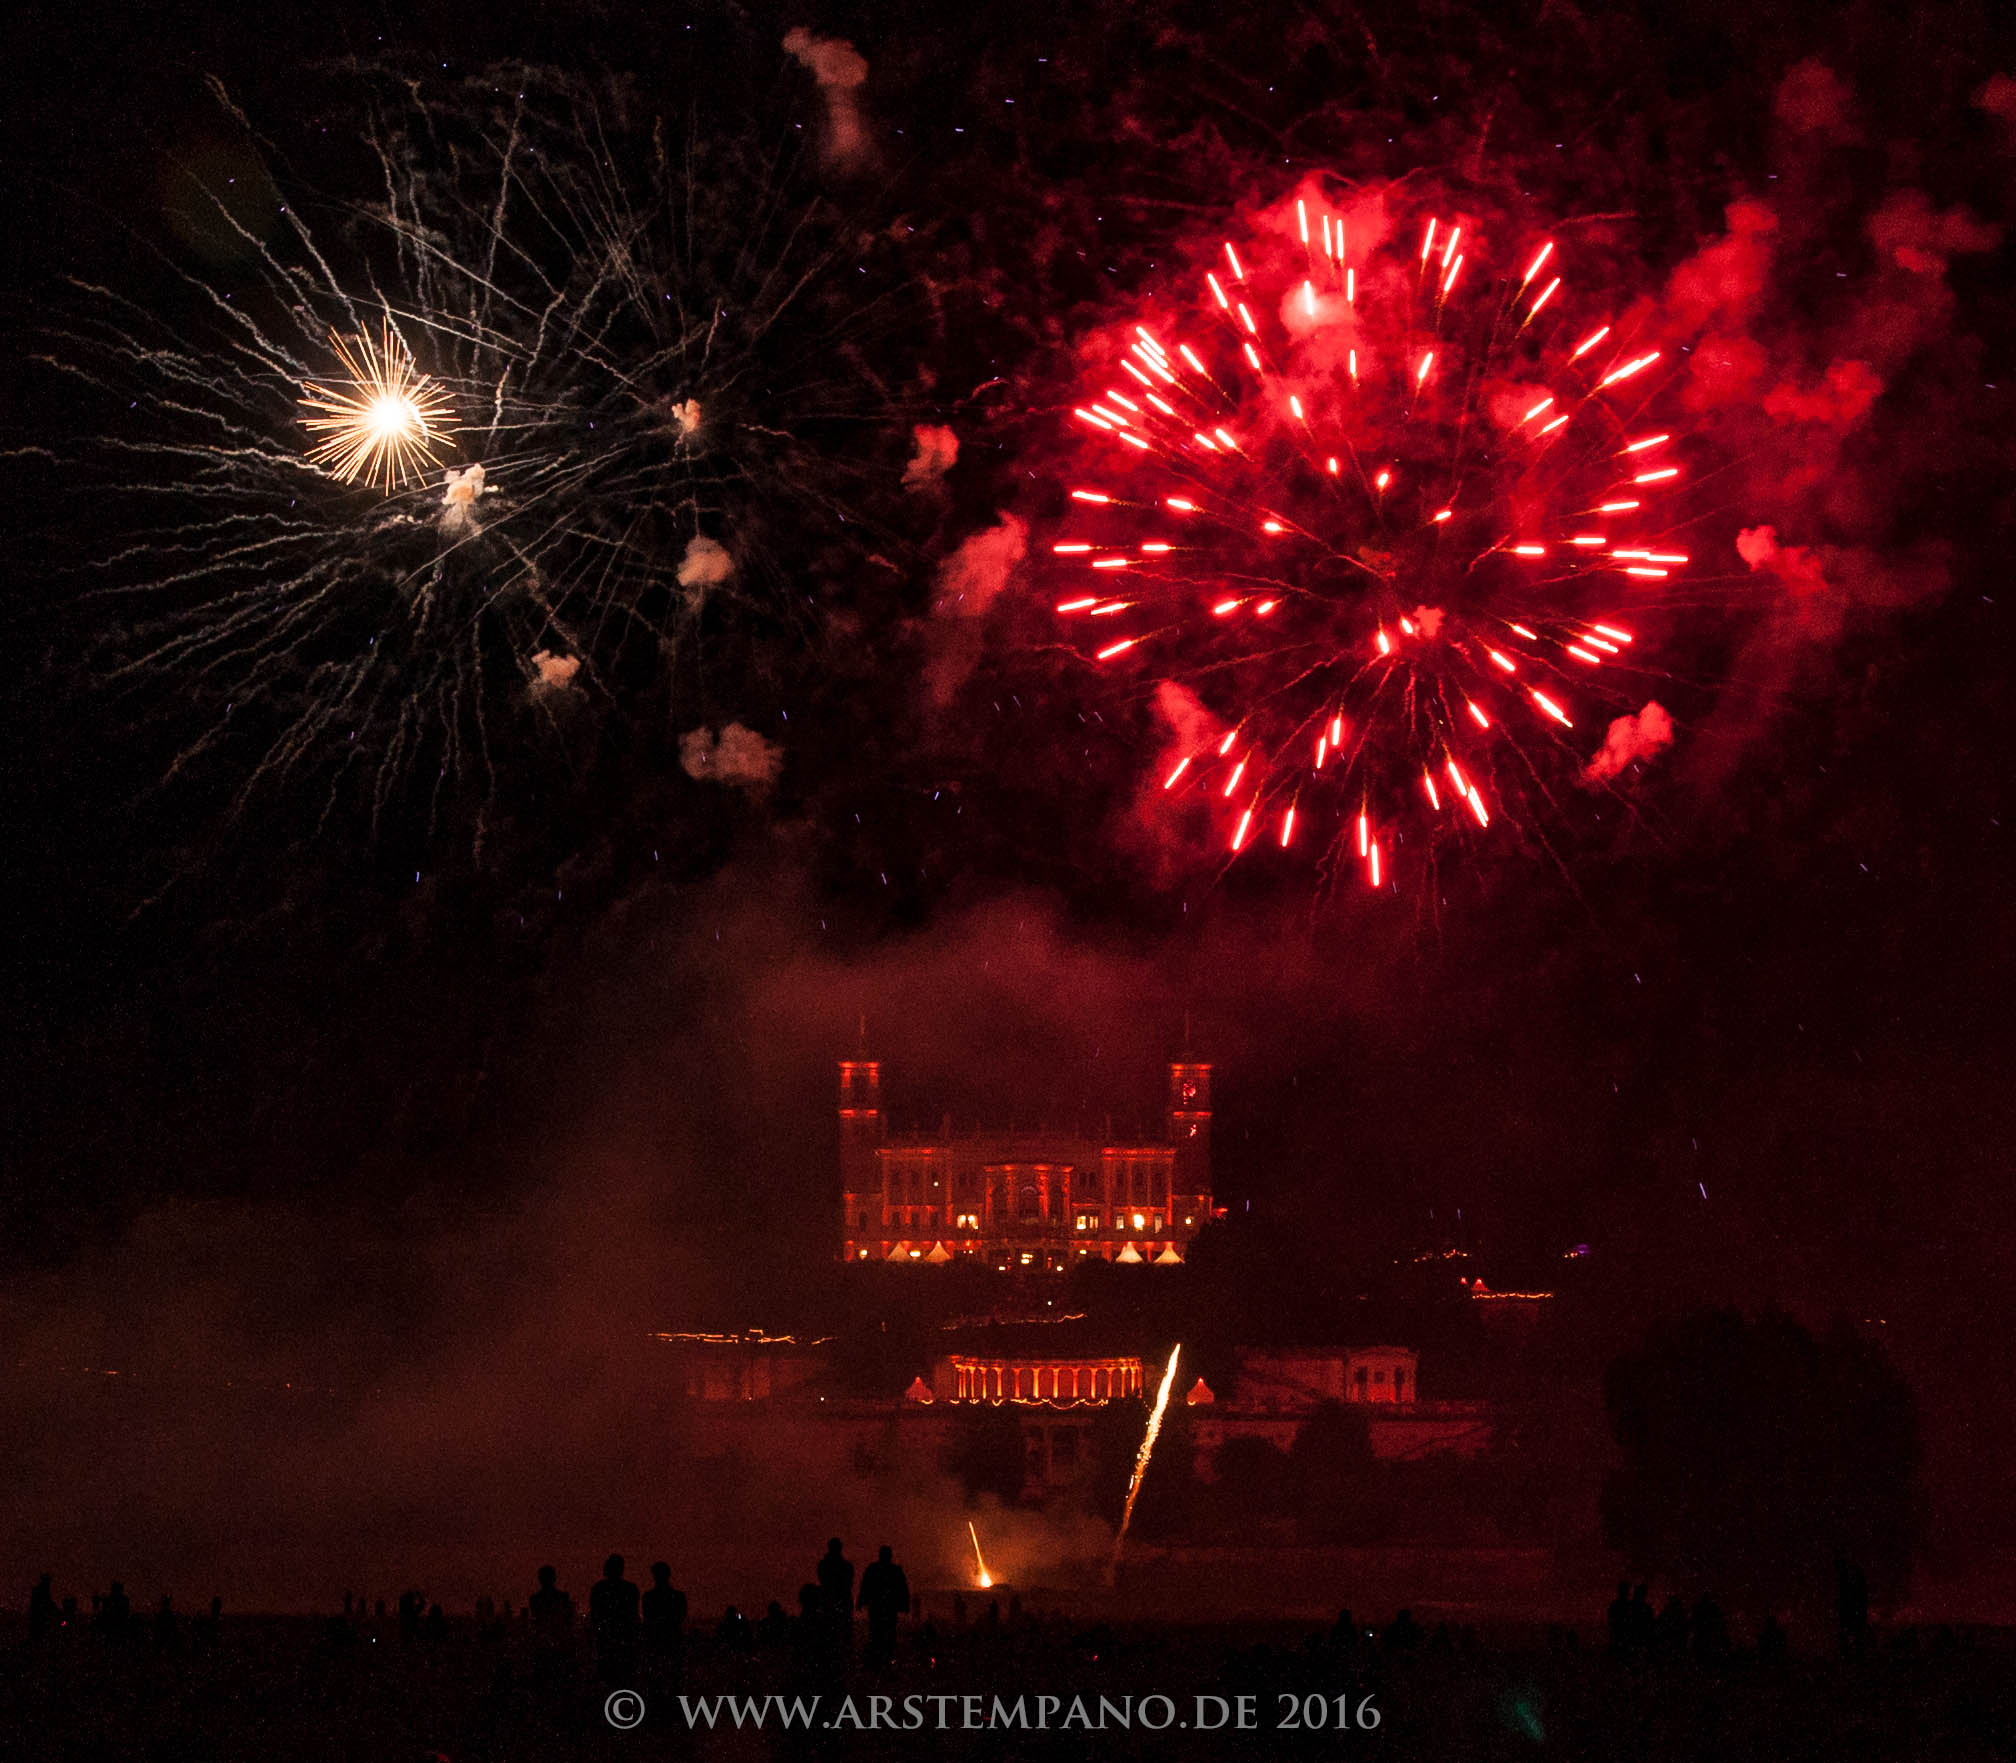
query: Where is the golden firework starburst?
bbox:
[300,324,455,491]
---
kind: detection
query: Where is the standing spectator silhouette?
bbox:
[817,1539,854,1649]
[589,1554,640,1686]
[95,1581,132,1642]
[1654,1594,1690,1659]
[28,1574,57,1642]
[857,1545,911,1670]
[642,1561,687,1673]
[1628,1585,1655,1655]
[1837,1557,1870,1658]
[791,1585,826,1657]
[1758,1612,1790,1665]
[1606,1581,1632,1656]
[1691,1593,1730,1665]
[1382,1608,1422,1653]
[529,1565,574,1686]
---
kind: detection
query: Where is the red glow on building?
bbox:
[944,1356,1146,1404]
[839,1054,1214,1271]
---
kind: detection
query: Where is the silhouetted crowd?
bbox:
[18,1537,916,1692]
[9,1547,2008,1760]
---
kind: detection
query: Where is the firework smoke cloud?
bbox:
[680,723,783,791]
[782,28,874,170]
[1583,701,1675,785]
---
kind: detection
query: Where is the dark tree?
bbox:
[1130,1400,1203,1540]
[1290,1401,1378,1542]
[1082,1399,1151,1520]
[944,1403,1026,1507]
[1211,1435,1296,1524]
[1602,1311,1918,1616]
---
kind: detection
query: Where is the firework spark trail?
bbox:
[1109,1343,1181,1579]
[967,1521,994,1589]
[1052,185,1702,889]
[299,322,456,490]
[52,66,925,854]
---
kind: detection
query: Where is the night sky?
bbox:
[3,0,2014,1604]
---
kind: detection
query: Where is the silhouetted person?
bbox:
[1758,1613,1790,1665]
[1628,1584,1655,1655]
[1330,1608,1362,1672]
[716,1605,753,1650]
[423,1602,448,1643]
[791,1585,828,1670]
[153,1595,179,1650]
[28,1574,57,1642]
[760,1600,791,1647]
[96,1581,131,1642]
[642,1562,687,1662]
[858,1545,911,1670]
[399,1589,423,1641]
[192,1596,221,1651]
[817,1538,854,1643]
[1655,1594,1690,1659]
[1691,1594,1729,1666]
[529,1565,574,1684]
[952,1593,967,1630]
[1836,1557,1870,1658]
[1383,1608,1421,1653]
[589,1554,640,1684]
[1606,1580,1633,1656]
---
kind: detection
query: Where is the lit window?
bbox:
[1132,1212,1146,1229]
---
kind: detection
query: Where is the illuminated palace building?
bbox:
[840,1054,1216,1270]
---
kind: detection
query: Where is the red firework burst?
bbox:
[1051,184,1695,889]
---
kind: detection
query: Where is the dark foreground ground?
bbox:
[6,1605,2014,1762]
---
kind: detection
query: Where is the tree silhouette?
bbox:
[1082,1399,1151,1520]
[1602,1310,1918,1616]
[1290,1400,1379,1542]
[1131,1400,1202,1539]
[1213,1434,1296,1522]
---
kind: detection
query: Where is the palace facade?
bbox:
[839,1053,1216,1270]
